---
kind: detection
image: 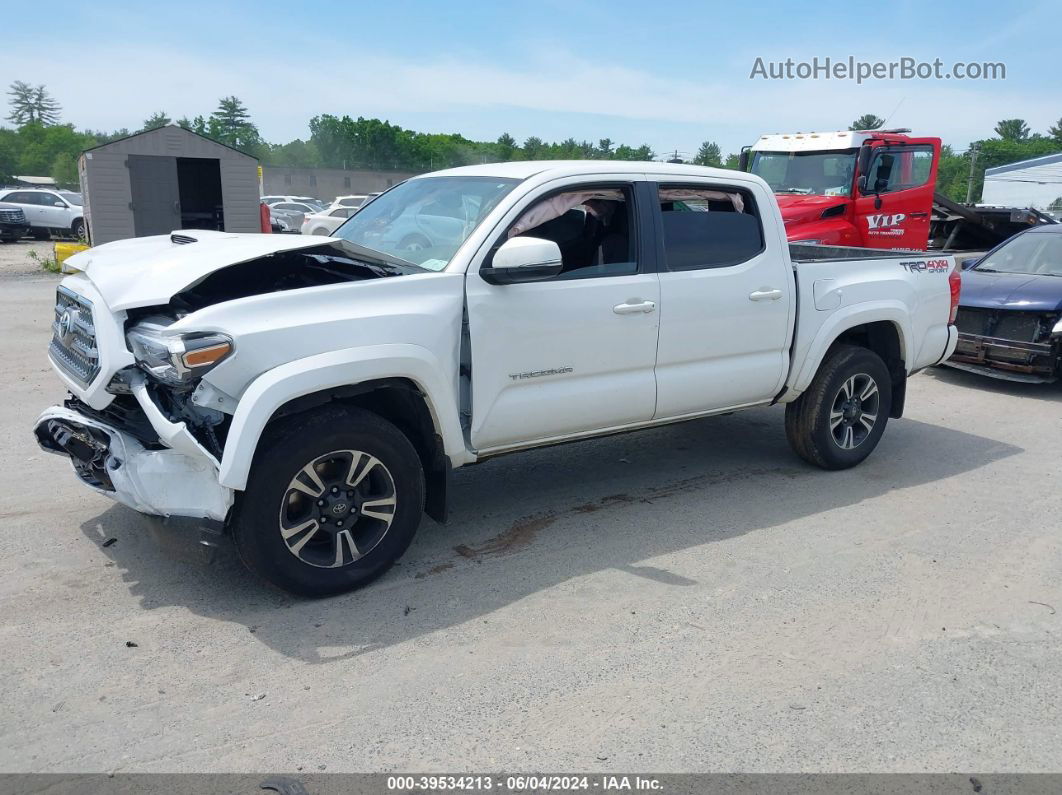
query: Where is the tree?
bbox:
[849,114,885,131]
[522,136,545,160]
[994,119,1030,141]
[495,132,517,160]
[597,138,614,158]
[141,111,171,131]
[50,151,79,189]
[723,152,741,169]
[207,96,261,152]
[1047,118,1062,144]
[7,81,61,126]
[693,140,722,167]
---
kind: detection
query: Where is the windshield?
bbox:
[976,232,1062,277]
[59,192,83,206]
[750,149,857,197]
[333,176,520,271]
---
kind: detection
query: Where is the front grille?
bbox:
[0,208,26,224]
[49,286,100,386]
[955,307,1050,343]
[64,394,162,448]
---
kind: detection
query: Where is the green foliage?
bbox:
[693,140,722,167]
[993,118,1030,141]
[26,247,61,273]
[50,151,79,188]
[1050,118,1062,144]
[849,114,885,131]
[11,123,97,176]
[207,97,262,155]
[141,111,171,131]
[723,152,741,170]
[7,81,61,126]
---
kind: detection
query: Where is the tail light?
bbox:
[948,267,961,324]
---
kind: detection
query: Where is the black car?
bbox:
[0,202,29,242]
[947,224,1062,383]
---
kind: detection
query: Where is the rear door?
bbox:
[127,155,181,236]
[652,178,794,417]
[466,178,661,452]
[854,140,938,250]
[1,192,43,226]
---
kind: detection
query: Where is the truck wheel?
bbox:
[785,344,892,470]
[232,406,425,597]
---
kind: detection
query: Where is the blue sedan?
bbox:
[947,224,1062,383]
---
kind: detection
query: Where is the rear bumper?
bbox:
[946,332,1060,383]
[34,405,234,521]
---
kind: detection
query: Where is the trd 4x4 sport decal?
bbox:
[900,259,950,273]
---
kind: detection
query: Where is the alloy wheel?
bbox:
[829,373,880,450]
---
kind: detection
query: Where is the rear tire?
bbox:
[785,344,892,470]
[232,406,425,597]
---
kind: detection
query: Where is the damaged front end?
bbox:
[948,308,1062,383]
[36,233,421,522]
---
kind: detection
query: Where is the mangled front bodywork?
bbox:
[36,230,465,520]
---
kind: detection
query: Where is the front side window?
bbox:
[334,176,519,271]
[60,192,83,206]
[658,185,764,270]
[976,232,1062,277]
[864,145,934,194]
[502,185,637,280]
[750,149,857,197]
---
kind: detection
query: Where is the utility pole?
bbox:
[965,143,980,204]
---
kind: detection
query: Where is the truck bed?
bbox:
[789,242,927,263]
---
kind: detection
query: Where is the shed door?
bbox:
[128,155,180,236]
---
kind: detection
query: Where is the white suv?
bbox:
[0,188,85,239]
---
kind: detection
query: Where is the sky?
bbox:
[2,0,1058,158]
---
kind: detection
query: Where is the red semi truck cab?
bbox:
[743,129,940,250]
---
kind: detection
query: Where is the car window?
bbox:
[865,145,935,194]
[503,185,638,280]
[330,208,354,218]
[977,232,1062,277]
[5,192,35,204]
[658,185,764,270]
[275,203,302,211]
[60,192,82,206]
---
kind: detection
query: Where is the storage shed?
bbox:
[79,125,261,245]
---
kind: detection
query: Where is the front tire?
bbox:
[71,219,85,240]
[785,344,892,470]
[232,407,425,597]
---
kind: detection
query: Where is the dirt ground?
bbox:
[0,239,61,280]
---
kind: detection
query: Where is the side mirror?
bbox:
[481,236,563,285]
[961,257,980,271]
[857,145,873,180]
[53,201,65,207]
[857,175,868,194]
[738,148,750,172]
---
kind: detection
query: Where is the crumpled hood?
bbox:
[959,269,1062,313]
[776,194,849,227]
[65,230,328,310]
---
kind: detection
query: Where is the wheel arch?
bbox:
[217,345,468,522]
[792,305,911,418]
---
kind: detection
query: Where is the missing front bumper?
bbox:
[33,405,234,521]
[946,333,1060,383]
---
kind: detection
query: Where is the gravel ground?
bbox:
[0,273,1060,773]
[0,239,62,280]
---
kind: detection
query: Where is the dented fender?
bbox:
[217,344,471,491]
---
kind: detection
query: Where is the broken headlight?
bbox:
[126,318,233,388]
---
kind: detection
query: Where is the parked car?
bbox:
[946,224,1062,382]
[269,206,304,233]
[328,193,380,210]
[0,188,85,239]
[0,202,30,241]
[301,206,358,235]
[34,161,959,597]
[262,196,326,210]
[271,201,325,220]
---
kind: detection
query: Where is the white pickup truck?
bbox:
[34,162,960,596]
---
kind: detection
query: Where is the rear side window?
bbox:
[658,185,763,270]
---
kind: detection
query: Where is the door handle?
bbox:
[910,212,928,218]
[613,300,656,315]
[749,288,783,302]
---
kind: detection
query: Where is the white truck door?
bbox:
[466,180,660,452]
[652,180,794,417]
